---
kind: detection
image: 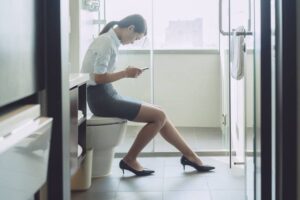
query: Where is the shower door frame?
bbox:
[220,0,274,199]
[274,0,298,199]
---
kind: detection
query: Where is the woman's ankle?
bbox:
[122,156,144,170]
[123,156,136,164]
[185,154,203,165]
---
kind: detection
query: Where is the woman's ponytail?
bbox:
[99,21,119,35]
[99,14,147,36]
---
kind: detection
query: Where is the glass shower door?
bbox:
[220,0,256,199]
[229,0,254,166]
[220,0,251,167]
[229,0,255,199]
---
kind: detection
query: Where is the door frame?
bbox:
[275,0,298,200]
[260,0,272,199]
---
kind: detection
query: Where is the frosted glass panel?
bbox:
[153,0,218,49]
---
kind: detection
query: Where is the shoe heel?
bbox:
[119,159,155,176]
[182,164,185,171]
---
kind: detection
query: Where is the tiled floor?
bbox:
[115,126,255,153]
[72,157,247,200]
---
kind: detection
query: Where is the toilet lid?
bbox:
[87,115,127,125]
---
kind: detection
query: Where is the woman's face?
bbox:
[121,25,145,45]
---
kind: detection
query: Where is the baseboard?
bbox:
[115,150,255,158]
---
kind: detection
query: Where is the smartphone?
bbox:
[141,67,149,71]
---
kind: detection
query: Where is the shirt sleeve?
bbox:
[93,39,113,74]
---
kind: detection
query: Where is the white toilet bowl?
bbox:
[86,115,127,178]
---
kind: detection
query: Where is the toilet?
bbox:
[86,115,127,178]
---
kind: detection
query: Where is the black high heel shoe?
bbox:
[180,156,215,172]
[119,160,155,176]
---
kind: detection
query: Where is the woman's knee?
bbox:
[154,109,167,127]
[134,104,167,126]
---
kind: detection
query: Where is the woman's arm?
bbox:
[94,66,143,84]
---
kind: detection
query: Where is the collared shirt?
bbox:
[81,28,121,85]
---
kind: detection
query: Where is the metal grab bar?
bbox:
[219,0,253,36]
[219,0,230,35]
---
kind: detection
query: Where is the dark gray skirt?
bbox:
[87,83,142,121]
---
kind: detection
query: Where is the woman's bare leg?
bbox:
[122,104,167,170]
[123,103,204,170]
[159,118,203,165]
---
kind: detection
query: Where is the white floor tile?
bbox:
[115,192,163,200]
[164,191,212,200]
[210,190,245,200]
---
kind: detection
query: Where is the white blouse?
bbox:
[81,28,121,85]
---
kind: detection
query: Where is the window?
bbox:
[153,0,219,49]
[105,0,219,50]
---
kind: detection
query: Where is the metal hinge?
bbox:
[221,114,227,126]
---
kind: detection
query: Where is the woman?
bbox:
[81,14,215,176]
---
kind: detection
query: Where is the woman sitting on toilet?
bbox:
[81,14,215,176]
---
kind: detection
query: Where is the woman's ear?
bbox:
[128,25,135,32]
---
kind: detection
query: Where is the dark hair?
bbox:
[99,14,147,35]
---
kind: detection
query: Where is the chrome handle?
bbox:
[219,0,253,36]
[235,30,253,36]
[219,0,230,36]
[234,161,245,165]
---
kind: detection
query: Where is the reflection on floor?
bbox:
[115,126,254,153]
[72,156,250,200]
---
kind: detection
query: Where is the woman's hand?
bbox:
[123,66,143,78]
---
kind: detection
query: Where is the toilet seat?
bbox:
[87,115,127,126]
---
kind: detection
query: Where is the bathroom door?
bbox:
[229,1,255,200]
[229,0,255,167]
[220,0,256,199]
[219,0,250,167]
[220,0,254,162]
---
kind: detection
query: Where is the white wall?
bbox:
[153,53,221,127]
[113,52,221,127]
[113,51,254,128]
